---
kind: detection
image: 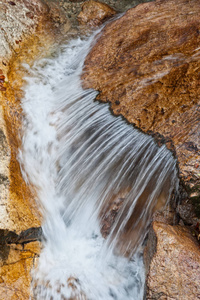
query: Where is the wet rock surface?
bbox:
[0,0,71,298]
[82,0,200,185]
[0,0,71,233]
[0,0,200,299]
[0,0,70,75]
[145,221,200,299]
[82,1,200,297]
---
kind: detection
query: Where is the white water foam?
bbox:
[19,32,178,299]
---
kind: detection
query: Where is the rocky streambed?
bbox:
[0,0,200,299]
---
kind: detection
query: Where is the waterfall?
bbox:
[19,31,178,300]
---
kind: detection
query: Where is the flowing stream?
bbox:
[19,31,178,299]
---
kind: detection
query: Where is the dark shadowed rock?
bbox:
[0,229,18,245]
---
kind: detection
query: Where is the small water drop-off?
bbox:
[20,32,178,300]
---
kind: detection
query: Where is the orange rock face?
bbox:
[145,222,200,299]
[0,0,71,233]
[0,241,41,299]
[78,0,116,27]
[0,1,70,298]
[82,0,200,182]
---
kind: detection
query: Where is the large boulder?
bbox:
[82,0,200,185]
[144,221,200,299]
[82,1,200,296]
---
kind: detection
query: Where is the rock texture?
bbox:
[0,0,68,75]
[78,0,116,26]
[145,221,200,299]
[82,1,200,296]
[0,0,70,298]
[0,240,41,299]
[1,0,200,298]
[82,0,200,184]
[0,0,70,232]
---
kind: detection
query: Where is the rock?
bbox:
[101,197,124,238]
[82,0,200,184]
[45,1,72,35]
[78,0,116,27]
[82,2,200,292]
[0,227,43,245]
[0,227,42,299]
[177,198,197,226]
[0,0,46,74]
[144,221,200,299]
[0,241,41,299]
[69,0,86,2]
[0,0,70,298]
[0,0,70,233]
[0,229,18,245]
[0,110,11,229]
[0,0,70,74]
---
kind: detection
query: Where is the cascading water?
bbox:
[19,31,178,299]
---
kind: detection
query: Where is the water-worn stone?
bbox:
[0,0,70,233]
[145,221,200,299]
[78,0,116,27]
[82,2,200,295]
[82,0,200,184]
[0,0,70,298]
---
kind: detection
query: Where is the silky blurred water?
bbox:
[19,31,178,299]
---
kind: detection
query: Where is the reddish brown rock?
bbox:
[82,0,200,183]
[78,0,116,27]
[144,222,200,299]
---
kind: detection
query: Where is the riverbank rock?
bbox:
[82,1,200,296]
[0,0,71,232]
[0,0,70,76]
[0,0,70,298]
[77,0,116,27]
[144,221,200,299]
[82,0,200,186]
[0,239,41,299]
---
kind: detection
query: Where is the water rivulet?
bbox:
[20,32,178,299]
